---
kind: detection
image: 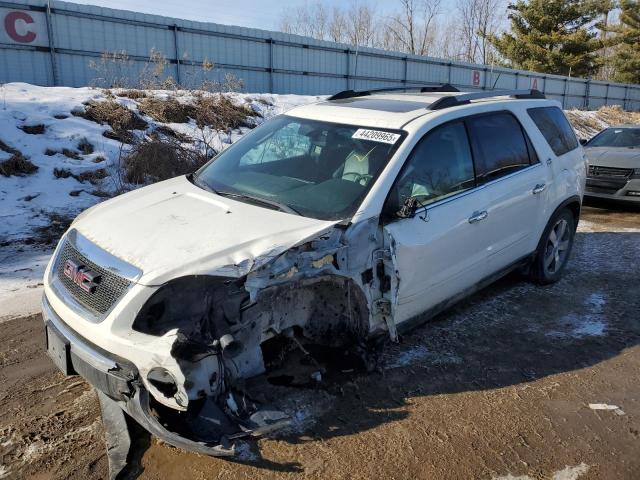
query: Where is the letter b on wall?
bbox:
[1,9,46,46]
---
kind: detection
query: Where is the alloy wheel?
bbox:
[543,218,571,275]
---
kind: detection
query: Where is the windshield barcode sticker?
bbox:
[352,129,400,144]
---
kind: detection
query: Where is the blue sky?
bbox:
[60,0,434,30]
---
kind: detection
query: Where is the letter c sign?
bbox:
[4,11,37,43]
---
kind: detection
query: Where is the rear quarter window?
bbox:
[528,106,578,156]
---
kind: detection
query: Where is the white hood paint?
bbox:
[73,176,338,285]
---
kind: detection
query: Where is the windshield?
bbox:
[193,116,405,220]
[587,128,640,148]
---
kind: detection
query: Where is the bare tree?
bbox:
[456,0,504,64]
[385,0,442,55]
[347,3,378,48]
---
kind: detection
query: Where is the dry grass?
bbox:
[20,124,46,135]
[0,154,38,177]
[77,138,94,155]
[138,96,194,123]
[123,137,206,184]
[566,105,640,139]
[53,167,109,184]
[32,212,74,246]
[0,139,20,156]
[103,129,136,145]
[117,89,148,99]
[152,125,191,143]
[62,149,81,160]
[595,105,640,126]
[192,94,255,130]
[74,100,147,131]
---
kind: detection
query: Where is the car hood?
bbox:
[584,147,640,168]
[72,176,339,285]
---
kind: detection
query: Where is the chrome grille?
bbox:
[56,240,131,314]
[588,165,633,178]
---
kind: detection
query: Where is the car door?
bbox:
[465,111,551,271]
[381,120,495,326]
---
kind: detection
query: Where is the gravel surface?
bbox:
[0,205,638,480]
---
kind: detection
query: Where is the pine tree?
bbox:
[601,0,640,83]
[486,0,607,77]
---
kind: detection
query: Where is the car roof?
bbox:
[286,90,550,130]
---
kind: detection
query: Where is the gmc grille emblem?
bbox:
[63,259,102,293]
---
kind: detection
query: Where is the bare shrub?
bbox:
[89,51,135,88]
[138,96,194,123]
[123,137,207,184]
[0,154,38,177]
[138,48,177,90]
[74,100,147,131]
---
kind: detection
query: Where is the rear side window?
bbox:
[528,106,578,156]
[466,112,532,184]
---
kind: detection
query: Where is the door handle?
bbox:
[468,210,488,224]
[532,183,546,194]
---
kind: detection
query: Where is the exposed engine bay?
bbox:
[97,219,390,471]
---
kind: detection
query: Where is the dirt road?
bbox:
[1,206,639,480]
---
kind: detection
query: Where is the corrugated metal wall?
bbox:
[1,0,639,111]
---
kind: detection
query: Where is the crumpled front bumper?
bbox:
[42,294,236,458]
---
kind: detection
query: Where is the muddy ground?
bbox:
[0,204,639,480]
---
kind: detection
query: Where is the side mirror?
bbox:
[579,138,588,146]
[396,197,428,221]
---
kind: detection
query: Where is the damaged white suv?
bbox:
[43,86,586,467]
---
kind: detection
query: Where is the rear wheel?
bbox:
[530,209,575,285]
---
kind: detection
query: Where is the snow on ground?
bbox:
[0,82,319,320]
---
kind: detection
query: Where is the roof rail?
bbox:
[328,84,459,101]
[428,89,545,110]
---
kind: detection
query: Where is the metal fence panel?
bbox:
[0,0,639,111]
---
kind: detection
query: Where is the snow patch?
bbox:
[493,475,533,480]
[547,292,607,339]
[494,464,590,480]
[589,403,625,415]
[552,463,590,480]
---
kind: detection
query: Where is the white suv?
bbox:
[42,86,586,466]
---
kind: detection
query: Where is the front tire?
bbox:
[530,208,575,285]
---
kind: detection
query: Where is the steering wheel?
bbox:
[342,172,374,185]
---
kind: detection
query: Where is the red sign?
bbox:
[4,11,37,43]
[531,78,538,90]
[472,70,481,86]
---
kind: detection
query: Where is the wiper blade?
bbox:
[216,191,301,216]
[190,172,219,195]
